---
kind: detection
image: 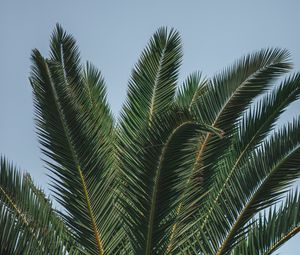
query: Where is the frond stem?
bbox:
[79,166,105,254]
[149,47,166,125]
[0,186,29,226]
[266,223,300,255]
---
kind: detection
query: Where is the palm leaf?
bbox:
[211,117,300,255]
[176,71,208,111]
[119,27,182,132]
[232,191,300,255]
[118,106,222,254]
[166,48,293,253]
[116,27,184,254]
[29,25,121,255]
[197,74,300,254]
[0,157,78,254]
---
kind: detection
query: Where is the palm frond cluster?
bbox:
[1,25,300,255]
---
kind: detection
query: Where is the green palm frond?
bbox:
[29,26,121,255]
[0,203,33,255]
[190,49,292,193]
[164,49,293,253]
[116,28,184,254]
[193,74,300,254]
[0,157,78,254]
[195,48,292,125]
[118,106,222,254]
[119,27,182,131]
[232,191,300,255]
[176,71,208,111]
[206,118,300,255]
[194,49,293,189]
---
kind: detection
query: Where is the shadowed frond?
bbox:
[118,106,222,254]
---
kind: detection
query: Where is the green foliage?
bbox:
[0,157,79,254]
[1,24,300,254]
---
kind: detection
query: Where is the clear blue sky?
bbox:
[1,1,299,253]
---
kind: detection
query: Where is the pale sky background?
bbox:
[1,1,300,253]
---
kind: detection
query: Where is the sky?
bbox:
[0,1,300,253]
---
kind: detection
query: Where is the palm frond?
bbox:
[195,48,292,125]
[0,157,78,254]
[210,117,300,255]
[118,106,221,254]
[191,48,292,189]
[175,71,208,111]
[0,203,35,255]
[232,191,300,255]
[119,27,182,132]
[165,49,293,253]
[29,25,121,255]
[200,73,300,232]
[116,27,185,254]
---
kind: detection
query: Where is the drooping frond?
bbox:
[210,117,300,255]
[195,48,292,126]
[191,49,292,192]
[196,74,300,254]
[165,49,293,253]
[193,49,293,192]
[0,157,78,254]
[232,191,300,255]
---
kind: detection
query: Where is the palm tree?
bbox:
[1,24,300,255]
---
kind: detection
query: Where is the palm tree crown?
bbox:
[1,24,300,255]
